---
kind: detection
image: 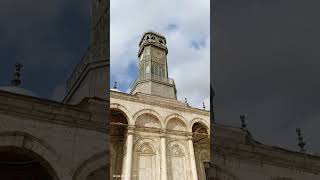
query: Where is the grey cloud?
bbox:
[212,0,320,153]
[0,0,90,98]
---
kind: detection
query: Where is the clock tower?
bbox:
[131,31,177,99]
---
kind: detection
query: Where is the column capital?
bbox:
[127,125,135,135]
[160,129,167,138]
[187,132,194,140]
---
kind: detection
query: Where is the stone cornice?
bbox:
[0,90,108,133]
[110,91,210,117]
[213,123,320,174]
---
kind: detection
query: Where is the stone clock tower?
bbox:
[131,31,177,99]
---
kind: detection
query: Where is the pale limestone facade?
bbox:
[110,32,210,180]
[0,0,108,180]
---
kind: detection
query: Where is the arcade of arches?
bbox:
[110,91,210,180]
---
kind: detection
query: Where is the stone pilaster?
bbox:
[122,126,134,180]
[188,136,198,180]
[160,130,167,180]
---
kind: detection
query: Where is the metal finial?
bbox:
[240,114,246,129]
[203,102,206,110]
[185,98,189,106]
[113,81,117,89]
[11,63,23,87]
[296,128,306,153]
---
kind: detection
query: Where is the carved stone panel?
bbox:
[166,118,187,132]
[132,138,160,180]
[167,142,188,180]
[135,114,160,129]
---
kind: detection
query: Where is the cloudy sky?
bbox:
[213,0,320,154]
[110,0,210,109]
[0,0,90,101]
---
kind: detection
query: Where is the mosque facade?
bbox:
[110,32,210,180]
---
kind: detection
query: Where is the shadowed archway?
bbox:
[0,147,58,180]
[192,122,210,180]
[110,108,129,179]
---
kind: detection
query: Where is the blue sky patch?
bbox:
[190,39,206,50]
[111,60,138,92]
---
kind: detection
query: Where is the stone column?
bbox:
[122,126,134,180]
[188,136,198,180]
[160,131,167,180]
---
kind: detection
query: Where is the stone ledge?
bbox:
[212,124,320,174]
[0,90,107,133]
[110,90,210,116]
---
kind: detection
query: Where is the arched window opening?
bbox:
[0,147,57,180]
[192,122,210,180]
[110,109,129,179]
[167,143,187,180]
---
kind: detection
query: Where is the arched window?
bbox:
[167,144,187,180]
[132,142,157,180]
[159,67,163,77]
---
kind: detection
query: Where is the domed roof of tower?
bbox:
[139,31,167,46]
[143,31,166,38]
[0,63,36,97]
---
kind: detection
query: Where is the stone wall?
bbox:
[210,124,320,180]
[0,91,108,180]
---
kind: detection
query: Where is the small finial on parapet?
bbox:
[296,128,306,153]
[113,81,117,89]
[11,62,23,87]
[240,114,247,129]
[185,98,189,106]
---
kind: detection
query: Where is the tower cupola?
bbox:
[131,31,177,99]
